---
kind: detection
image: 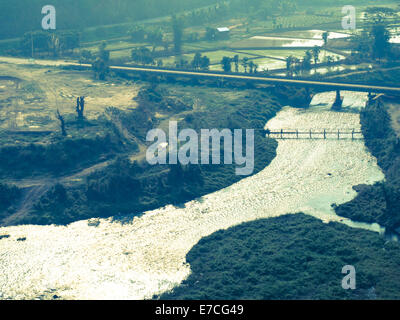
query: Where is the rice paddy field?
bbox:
[78,26,351,70]
[267,30,352,40]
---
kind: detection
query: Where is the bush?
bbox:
[0,134,123,178]
[159,214,400,300]
[0,183,21,212]
[335,98,400,230]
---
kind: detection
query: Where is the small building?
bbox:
[216,27,230,40]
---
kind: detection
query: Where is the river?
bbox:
[0,91,385,300]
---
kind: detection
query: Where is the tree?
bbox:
[365,6,396,23]
[98,41,110,63]
[200,56,210,70]
[285,55,295,76]
[131,46,154,65]
[20,31,50,57]
[205,27,217,41]
[191,52,202,70]
[233,55,239,73]
[370,22,390,60]
[76,96,85,120]
[248,61,255,74]
[322,32,329,46]
[253,63,259,73]
[175,57,189,69]
[221,56,232,72]
[56,110,67,136]
[147,27,164,52]
[79,50,94,64]
[292,57,301,75]
[361,98,391,139]
[312,46,321,66]
[352,30,371,58]
[241,57,249,73]
[302,50,312,70]
[129,25,146,42]
[60,31,80,55]
[92,57,109,80]
[326,56,335,66]
[171,15,184,54]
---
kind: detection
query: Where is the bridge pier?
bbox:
[332,90,343,110]
[368,92,378,104]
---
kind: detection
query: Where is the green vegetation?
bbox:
[0,118,126,178]
[158,213,400,300]
[0,183,21,213]
[335,98,400,231]
[0,0,218,39]
[4,84,281,225]
[349,6,400,65]
[19,30,80,58]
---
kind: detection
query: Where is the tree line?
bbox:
[0,0,217,39]
[20,30,80,57]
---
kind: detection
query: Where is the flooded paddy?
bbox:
[269,30,351,40]
[231,36,325,49]
[208,49,345,72]
[0,91,385,300]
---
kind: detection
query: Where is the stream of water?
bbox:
[0,91,387,300]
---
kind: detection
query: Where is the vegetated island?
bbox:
[157,213,400,300]
[333,95,400,232]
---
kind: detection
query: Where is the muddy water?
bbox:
[0,92,385,300]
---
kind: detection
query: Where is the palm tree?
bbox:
[191,52,202,70]
[233,55,239,72]
[248,61,255,73]
[147,28,164,52]
[326,56,334,65]
[292,57,301,76]
[312,46,321,66]
[200,56,210,70]
[253,63,259,73]
[221,56,232,72]
[285,55,294,76]
[322,32,329,46]
[303,50,312,70]
[241,57,249,73]
[171,15,184,54]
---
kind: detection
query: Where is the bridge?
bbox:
[106,65,400,95]
[264,128,363,140]
[1,56,399,94]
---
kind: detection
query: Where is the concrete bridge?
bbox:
[108,65,400,95]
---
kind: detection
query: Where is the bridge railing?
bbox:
[265,129,363,140]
